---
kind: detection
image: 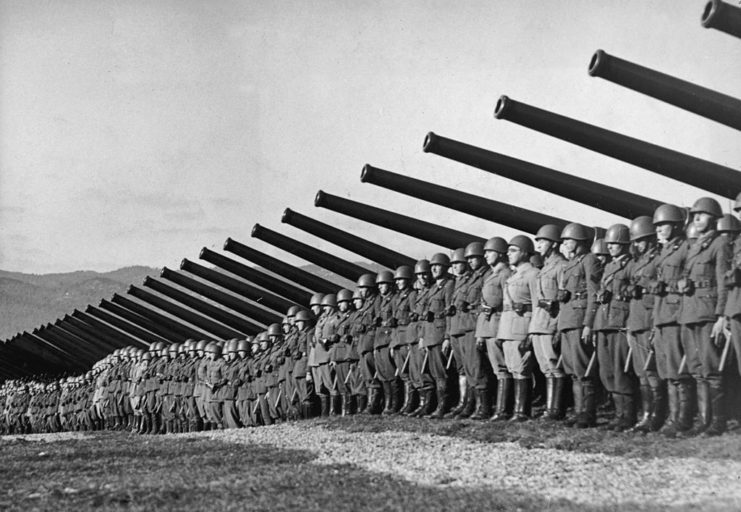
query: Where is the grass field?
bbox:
[2,416,740,511]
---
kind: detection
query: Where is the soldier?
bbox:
[193,340,209,430]
[421,253,455,419]
[281,309,299,420]
[406,260,433,417]
[347,290,368,413]
[529,225,568,420]
[651,204,693,438]
[220,340,242,429]
[679,197,731,436]
[312,295,339,416]
[234,339,254,427]
[389,266,417,415]
[593,224,637,431]
[725,193,741,379]
[330,289,356,415]
[374,271,400,415]
[445,248,472,419]
[476,237,513,421]
[499,235,539,421]
[625,216,664,433]
[557,223,603,428]
[718,213,741,240]
[293,311,315,419]
[205,342,226,429]
[592,239,610,266]
[355,274,382,414]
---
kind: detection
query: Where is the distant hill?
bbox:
[0,261,384,341]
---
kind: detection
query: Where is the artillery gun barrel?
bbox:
[86,305,172,346]
[424,132,662,219]
[702,0,741,40]
[61,314,131,350]
[111,294,216,341]
[282,208,416,269]
[494,95,741,198]
[588,49,741,131]
[99,299,185,343]
[71,310,150,349]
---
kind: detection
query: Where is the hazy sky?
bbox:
[1,0,740,274]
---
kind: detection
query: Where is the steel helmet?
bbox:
[414,259,431,274]
[375,271,394,284]
[718,213,741,234]
[357,273,376,288]
[337,289,354,303]
[168,343,179,354]
[735,191,741,212]
[195,340,207,352]
[352,289,363,300]
[686,223,701,240]
[534,224,562,242]
[267,323,282,337]
[205,342,221,355]
[430,253,451,267]
[508,235,535,255]
[604,224,630,244]
[256,332,269,343]
[295,309,314,322]
[652,204,685,225]
[591,238,608,256]
[690,197,723,218]
[484,236,508,254]
[450,248,466,264]
[321,294,338,307]
[237,339,250,352]
[394,265,413,280]
[287,305,300,317]
[142,352,152,361]
[309,293,324,307]
[464,241,484,258]
[560,223,591,241]
[629,216,655,241]
[224,339,237,354]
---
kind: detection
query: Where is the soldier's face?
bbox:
[452,261,467,275]
[507,246,525,266]
[535,238,553,256]
[484,250,499,266]
[467,256,483,271]
[431,264,445,279]
[358,286,371,299]
[633,239,648,254]
[561,239,577,254]
[352,298,364,309]
[416,273,430,287]
[311,305,322,315]
[607,242,624,257]
[693,212,713,233]
[655,223,673,241]
[296,320,306,331]
[322,305,335,315]
[395,278,409,291]
[260,341,269,352]
[237,350,246,359]
[378,282,391,295]
[338,301,349,312]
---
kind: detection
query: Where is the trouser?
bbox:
[503,339,534,379]
[450,333,466,376]
[560,328,597,380]
[266,385,280,419]
[462,333,491,390]
[531,333,565,378]
[425,344,448,387]
[629,329,660,386]
[311,363,333,396]
[222,399,240,428]
[144,391,158,414]
[408,344,427,390]
[654,323,692,380]
[731,314,741,376]
[162,395,176,421]
[485,337,510,380]
[284,372,296,406]
[208,400,223,426]
[348,361,366,395]
[683,321,722,382]
[392,344,412,382]
[294,376,309,403]
[236,398,250,425]
[331,361,352,395]
[596,330,637,395]
[374,346,396,382]
[183,396,199,422]
[360,351,380,389]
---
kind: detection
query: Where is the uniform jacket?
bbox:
[679,230,731,324]
[652,237,688,326]
[391,288,415,348]
[356,295,379,354]
[498,262,538,341]
[529,253,567,335]
[593,253,632,331]
[422,276,454,347]
[557,251,603,331]
[374,291,396,348]
[475,262,512,338]
[627,247,659,332]
[724,234,741,318]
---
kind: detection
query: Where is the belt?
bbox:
[572,292,588,300]
[503,304,532,313]
[694,279,715,288]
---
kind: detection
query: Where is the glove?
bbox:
[518,336,533,353]
[551,333,561,350]
[374,316,383,327]
[425,311,435,322]
[409,312,419,322]
[330,334,340,344]
[475,337,486,352]
[387,318,398,328]
[447,305,457,317]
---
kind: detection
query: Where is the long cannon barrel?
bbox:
[0,341,47,375]
[15,333,83,370]
[251,224,371,282]
[128,286,248,339]
[161,267,284,321]
[494,95,741,199]
[199,249,316,305]
[85,305,172,346]
[361,165,570,234]
[588,49,741,131]
[52,321,111,359]
[282,208,416,269]
[34,325,101,363]
[0,345,28,377]
[99,299,184,343]
[702,0,741,40]
[6,335,76,371]
[424,132,661,219]
[143,276,269,332]
[71,310,150,349]
[179,259,297,313]
[315,190,483,249]
[223,239,338,294]
[110,294,216,341]
[61,314,131,350]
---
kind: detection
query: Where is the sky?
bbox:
[1,0,740,274]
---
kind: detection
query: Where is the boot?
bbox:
[490,378,514,421]
[341,395,352,416]
[703,379,726,437]
[575,381,596,428]
[457,386,476,419]
[355,394,367,415]
[366,387,383,415]
[649,382,668,431]
[389,380,402,413]
[399,382,418,415]
[320,395,330,417]
[429,384,449,419]
[381,382,394,415]
[615,393,637,432]
[509,379,531,422]
[684,380,710,437]
[676,380,695,433]
[470,388,492,420]
[549,377,566,420]
[563,379,583,427]
[330,395,342,416]
[602,393,623,431]
[409,388,434,417]
[631,385,653,433]
[444,376,468,418]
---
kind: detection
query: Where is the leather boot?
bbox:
[575,380,597,428]
[381,382,394,415]
[355,394,367,415]
[564,379,583,427]
[539,377,556,420]
[649,382,668,431]
[676,379,695,433]
[399,382,418,415]
[458,386,476,419]
[366,387,383,415]
[320,395,330,417]
[509,379,531,422]
[330,395,342,416]
[660,381,681,437]
[616,393,637,432]
[429,384,449,419]
[409,388,433,417]
[389,379,402,413]
[549,377,566,420]
[341,395,352,416]
[490,378,513,421]
[631,385,653,433]
[469,389,492,420]
[703,379,726,437]
[602,393,623,431]
[444,376,468,418]
[684,380,710,436]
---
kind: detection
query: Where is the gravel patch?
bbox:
[197,424,741,511]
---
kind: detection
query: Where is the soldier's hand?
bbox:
[418,337,424,347]
[475,337,485,352]
[551,333,561,350]
[306,372,313,382]
[581,327,592,345]
[519,336,533,353]
[711,316,728,348]
[390,347,395,358]
[442,338,451,355]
